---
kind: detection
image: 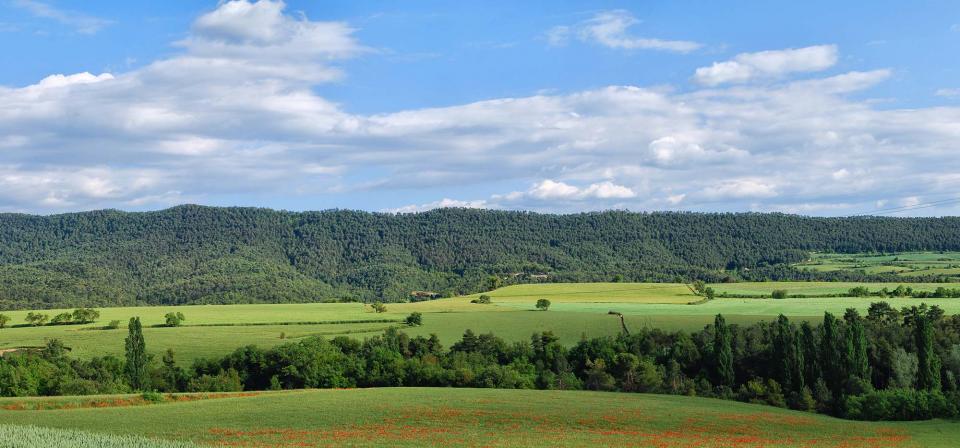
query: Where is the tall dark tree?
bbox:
[907,307,942,391]
[124,317,149,391]
[843,308,871,386]
[820,312,844,397]
[713,314,734,387]
[799,321,821,388]
[773,315,804,393]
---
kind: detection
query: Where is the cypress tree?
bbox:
[799,321,821,388]
[125,317,149,391]
[911,309,941,391]
[773,315,804,393]
[713,314,734,387]
[843,308,871,384]
[820,312,843,397]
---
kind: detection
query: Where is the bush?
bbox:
[164,312,186,327]
[371,302,387,313]
[771,289,788,300]
[50,313,74,325]
[106,320,121,329]
[848,286,871,297]
[141,391,165,403]
[405,312,423,326]
[843,389,958,420]
[25,312,49,326]
[471,295,492,304]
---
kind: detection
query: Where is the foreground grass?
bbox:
[1,388,957,447]
[0,425,199,448]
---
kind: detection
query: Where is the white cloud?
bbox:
[694,45,838,86]
[936,88,960,98]
[1,6,959,216]
[547,10,700,53]
[701,179,778,199]
[12,0,112,34]
[386,198,489,214]
[501,180,636,202]
[32,72,115,89]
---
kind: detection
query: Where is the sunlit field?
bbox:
[1,388,958,447]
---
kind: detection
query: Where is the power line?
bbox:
[862,197,960,216]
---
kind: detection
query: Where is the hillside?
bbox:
[1,205,959,309]
[1,388,956,447]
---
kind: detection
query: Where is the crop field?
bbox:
[0,388,957,447]
[3,281,960,363]
[794,252,960,280]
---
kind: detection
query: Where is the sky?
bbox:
[0,0,958,216]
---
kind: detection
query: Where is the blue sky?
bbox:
[0,0,958,215]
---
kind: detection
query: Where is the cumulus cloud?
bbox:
[1,2,959,216]
[694,45,838,86]
[12,0,112,34]
[547,10,700,53]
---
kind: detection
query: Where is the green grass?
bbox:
[709,281,953,296]
[463,282,697,304]
[0,425,199,448]
[794,251,960,280]
[4,281,960,363]
[0,388,957,447]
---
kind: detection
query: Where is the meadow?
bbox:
[3,281,960,363]
[1,388,958,447]
[793,252,960,280]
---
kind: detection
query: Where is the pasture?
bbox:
[3,281,960,363]
[793,252,960,280]
[1,388,958,447]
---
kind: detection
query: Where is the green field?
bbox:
[794,252,960,280]
[3,282,960,363]
[1,388,957,447]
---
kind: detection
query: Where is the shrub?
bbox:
[842,389,958,420]
[405,312,423,326]
[25,312,49,326]
[0,313,10,329]
[471,294,492,304]
[164,312,186,327]
[371,302,387,313]
[771,289,788,300]
[141,391,165,403]
[848,286,871,297]
[106,320,121,329]
[50,313,74,325]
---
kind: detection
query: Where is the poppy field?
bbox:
[1,388,957,447]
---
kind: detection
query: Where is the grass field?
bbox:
[1,388,958,447]
[3,282,960,363]
[794,252,960,280]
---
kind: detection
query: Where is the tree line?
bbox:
[1,206,960,309]
[2,303,960,421]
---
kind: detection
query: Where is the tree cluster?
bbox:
[3,303,960,421]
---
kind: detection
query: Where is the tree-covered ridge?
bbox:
[1,205,959,309]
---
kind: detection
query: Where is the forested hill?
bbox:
[1,205,959,309]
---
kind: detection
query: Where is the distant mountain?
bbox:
[0,205,958,309]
